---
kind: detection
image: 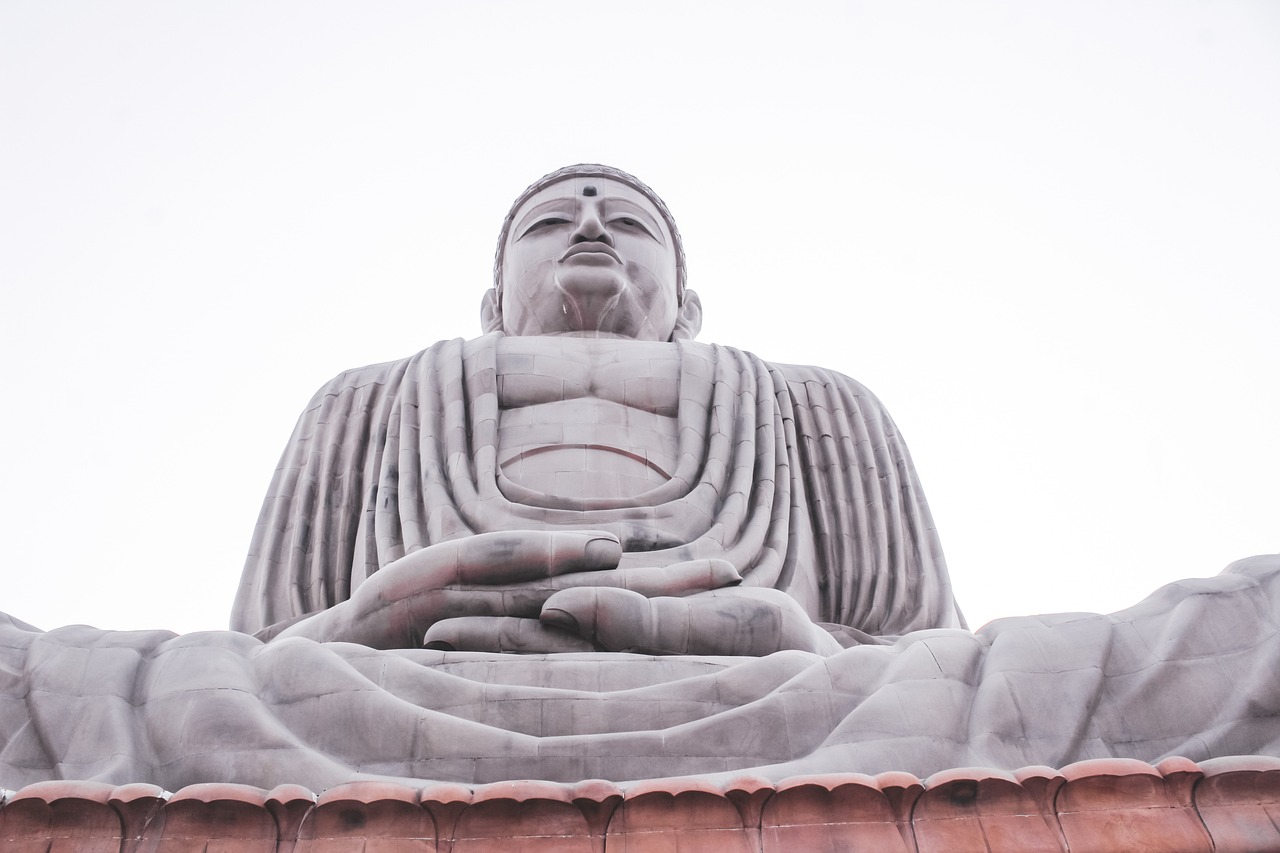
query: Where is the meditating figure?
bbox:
[232,163,965,655]
[2,165,1275,791]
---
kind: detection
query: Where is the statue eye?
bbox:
[521,217,570,237]
[611,217,656,238]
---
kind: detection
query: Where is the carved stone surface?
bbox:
[1,165,1278,796]
[233,163,966,654]
[3,760,1280,852]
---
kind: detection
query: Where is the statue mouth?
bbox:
[560,243,621,263]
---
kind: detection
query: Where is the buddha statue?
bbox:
[1,165,1276,792]
[231,163,964,655]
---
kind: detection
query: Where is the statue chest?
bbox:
[495,338,682,500]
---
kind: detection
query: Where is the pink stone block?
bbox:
[145,783,277,853]
[265,784,316,853]
[609,779,754,852]
[761,774,913,853]
[1195,755,1280,853]
[109,782,168,853]
[451,780,599,852]
[915,767,1064,852]
[1055,758,1212,853]
[0,780,121,853]
[297,782,435,852]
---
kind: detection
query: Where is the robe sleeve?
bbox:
[231,358,411,634]
[779,364,966,634]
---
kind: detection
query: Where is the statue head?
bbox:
[483,164,702,341]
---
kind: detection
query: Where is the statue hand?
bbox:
[420,556,742,653]
[539,586,843,656]
[274,530,618,648]
[272,531,741,650]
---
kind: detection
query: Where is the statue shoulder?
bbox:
[675,343,894,420]
[302,338,474,409]
[768,360,889,413]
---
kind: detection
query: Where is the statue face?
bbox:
[499,176,680,340]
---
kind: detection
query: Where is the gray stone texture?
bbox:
[1,164,1276,791]
[3,557,1280,791]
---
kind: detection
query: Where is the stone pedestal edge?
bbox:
[3,756,1279,851]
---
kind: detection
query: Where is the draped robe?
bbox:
[2,335,1279,792]
[232,334,963,637]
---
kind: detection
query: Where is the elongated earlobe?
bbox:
[480,288,503,333]
[670,289,703,341]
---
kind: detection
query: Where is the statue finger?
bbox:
[540,587,678,654]
[423,616,596,654]
[458,558,740,603]
[381,531,622,599]
[548,558,741,597]
[688,589,842,655]
[542,587,839,656]
[448,530,622,584]
[341,586,546,649]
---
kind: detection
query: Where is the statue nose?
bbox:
[570,211,614,246]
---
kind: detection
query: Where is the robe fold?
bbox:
[3,557,1279,790]
[3,335,1277,792]
[232,335,963,637]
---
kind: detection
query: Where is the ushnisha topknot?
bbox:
[493,164,687,304]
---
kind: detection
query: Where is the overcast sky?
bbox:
[2,1,1277,635]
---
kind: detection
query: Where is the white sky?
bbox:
[1,1,1276,635]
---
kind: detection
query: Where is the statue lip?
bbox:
[560,243,621,263]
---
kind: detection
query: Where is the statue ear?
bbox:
[480,288,504,333]
[670,289,703,341]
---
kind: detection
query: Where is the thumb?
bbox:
[541,587,686,653]
[447,529,622,585]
